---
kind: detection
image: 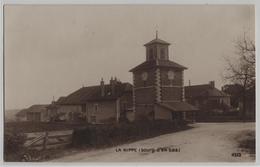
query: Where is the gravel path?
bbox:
[51,122,255,162]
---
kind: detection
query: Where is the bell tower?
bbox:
[130,33,195,121]
[145,31,170,61]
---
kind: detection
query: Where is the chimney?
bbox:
[209,81,215,88]
[100,78,105,97]
[110,77,114,84]
[51,96,55,104]
[110,77,115,95]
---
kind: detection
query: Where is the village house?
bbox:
[184,81,231,114]
[55,78,133,123]
[130,33,198,123]
[16,104,50,122]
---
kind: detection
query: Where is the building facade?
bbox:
[16,104,50,122]
[56,78,133,123]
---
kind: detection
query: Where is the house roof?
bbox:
[19,104,49,114]
[129,60,187,72]
[185,84,229,98]
[16,104,49,116]
[57,97,66,103]
[156,102,198,112]
[58,82,132,105]
[144,38,171,46]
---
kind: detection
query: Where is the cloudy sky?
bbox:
[5,5,255,110]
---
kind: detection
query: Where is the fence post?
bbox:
[42,132,48,150]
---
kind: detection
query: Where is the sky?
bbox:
[4,5,255,110]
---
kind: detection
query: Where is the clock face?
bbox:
[168,71,175,80]
[141,72,148,81]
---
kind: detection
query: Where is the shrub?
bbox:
[72,120,189,148]
[72,127,94,147]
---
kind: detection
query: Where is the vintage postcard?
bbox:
[3,3,256,163]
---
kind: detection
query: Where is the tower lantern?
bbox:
[144,32,170,61]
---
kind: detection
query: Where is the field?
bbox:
[5,109,20,122]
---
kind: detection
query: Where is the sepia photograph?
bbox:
[3,4,256,163]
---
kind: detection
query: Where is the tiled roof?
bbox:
[24,104,49,113]
[58,82,132,105]
[185,84,229,98]
[56,97,66,103]
[129,60,187,72]
[144,38,170,46]
[156,102,198,112]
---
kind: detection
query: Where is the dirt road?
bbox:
[51,122,255,162]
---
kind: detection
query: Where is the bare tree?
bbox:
[223,34,255,120]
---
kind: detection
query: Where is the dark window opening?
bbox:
[149,48,153,60]
[143,81,146,87]
[170,80,173,85]
[91,116,96,123]
[94,104,99,112]
[160,48,165,59]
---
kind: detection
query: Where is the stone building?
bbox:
[16,104,50,122]
[56,78,133,123]
[185,81,231,113]
[130,34,198,122]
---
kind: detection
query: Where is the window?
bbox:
[195,100,199,107]
[143,81,147,87]
[94,103,99,112]
[91,116,96,123]
[167,71,175,85]
[167,71,175,80]
[149,48,153,60]
[123,103,127,111]
[141,72,148,81]
[160,48,165,59]
[82,105,86,113]
[209,99,218,106]
[69,112,73,120]
[169,80,173,86]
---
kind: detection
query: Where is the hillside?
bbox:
[4,109,21,122]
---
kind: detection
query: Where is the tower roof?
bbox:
[144,38,170,46]
[129,60,187,72]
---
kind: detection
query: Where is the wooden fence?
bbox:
[24,130,73,150]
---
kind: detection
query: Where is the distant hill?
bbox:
[4,109,21,122]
